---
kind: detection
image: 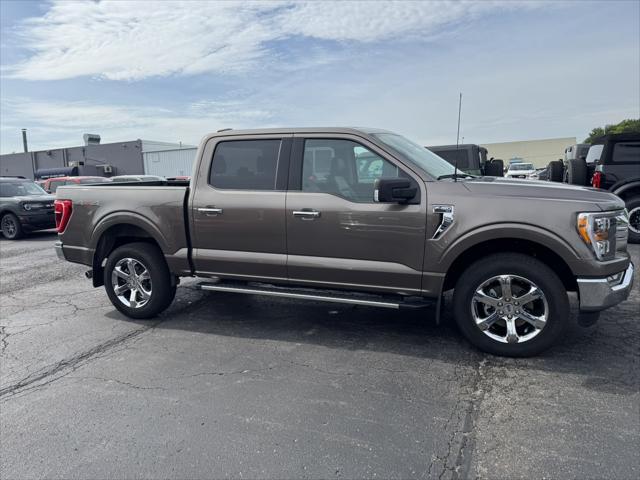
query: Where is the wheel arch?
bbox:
[441,230,579,293]
[611,179,640,201]
[91,217,166,287]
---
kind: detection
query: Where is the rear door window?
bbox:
[612,142,640,163]
[210,139,281,190]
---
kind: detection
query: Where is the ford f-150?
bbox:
[54,128,634,356]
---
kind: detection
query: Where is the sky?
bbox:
[0,0,638,154]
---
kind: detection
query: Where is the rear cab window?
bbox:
[209,139,281,190]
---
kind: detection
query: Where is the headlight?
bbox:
[577,210,627,260]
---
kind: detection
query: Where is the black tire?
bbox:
[548,160,564,182]
[452,253,569,357]
[1,213,24,239]
[484,159,504,177]
[567,158,587,185]
[626,196,640,244]
[104,242,176,319]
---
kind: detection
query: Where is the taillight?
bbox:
[54,199,73,233]
[592,171,602,189]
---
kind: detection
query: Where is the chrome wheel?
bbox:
[471,274,548,344]
[111,257,152,309]
[1,215,17,238]
[629,207,640,234]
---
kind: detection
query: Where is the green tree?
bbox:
[584,119,640,143]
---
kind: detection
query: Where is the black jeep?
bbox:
[427,144,504,177]
[577,134,639,242]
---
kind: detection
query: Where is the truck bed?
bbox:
[56,183,191,274]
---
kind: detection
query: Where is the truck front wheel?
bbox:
[452,253,569,357]
[104,242,176,319]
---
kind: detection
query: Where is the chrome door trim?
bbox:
[292,210,321,219]
[197,207,223,215]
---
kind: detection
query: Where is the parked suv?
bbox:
[0,177,55,239]
[54,128,633,357]
[505,162,536,179]
[588,133,640,243]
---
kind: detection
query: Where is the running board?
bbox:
[197,281,433,310]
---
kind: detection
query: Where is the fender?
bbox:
[91,211,171,253]
[435,222,583,273]
[610,178,640,197]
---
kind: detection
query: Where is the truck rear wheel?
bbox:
[452,253,569,357]
[104,242,176,319]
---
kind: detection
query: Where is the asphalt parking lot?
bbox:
[1,232,638,479]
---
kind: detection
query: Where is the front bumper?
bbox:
[577,262,635,312]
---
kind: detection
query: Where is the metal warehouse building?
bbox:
[0,138,197,180]
[480,137,577,168]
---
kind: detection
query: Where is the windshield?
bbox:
[509,163,534,171]
[372,133,456,179]
[0,181,48,197]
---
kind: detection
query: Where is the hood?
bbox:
[12,195,55,204]
[463,177,624,211]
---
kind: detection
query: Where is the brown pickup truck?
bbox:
[54,128,634,356]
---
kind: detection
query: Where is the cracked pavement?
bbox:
[1,231,638,479]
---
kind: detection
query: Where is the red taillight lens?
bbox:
[592,171,602,189]
[54,199,73,233]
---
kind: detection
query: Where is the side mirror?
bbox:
[374,178,417,204]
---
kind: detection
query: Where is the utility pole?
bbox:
[454,93,462,181]
[21,129,28,153]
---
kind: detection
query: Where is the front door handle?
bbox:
[198,207,223,216]
[292,209,321,220]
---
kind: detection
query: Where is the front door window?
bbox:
[302,139,407,203]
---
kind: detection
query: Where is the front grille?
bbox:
[615,210,629,253]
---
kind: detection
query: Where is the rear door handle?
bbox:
[293,209,321,220]
[198,207,223,216]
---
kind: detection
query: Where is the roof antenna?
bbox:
[455,92,462,182]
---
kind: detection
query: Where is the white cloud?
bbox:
[3,0,541,81]
[0,97,274,152]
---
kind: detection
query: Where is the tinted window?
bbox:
[0,181,47,197]
[210,139,280,190]
[302,139,407,203]
[509,163,534,171]
[612,142,640,163]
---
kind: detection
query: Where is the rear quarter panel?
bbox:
[56,185,189,269]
